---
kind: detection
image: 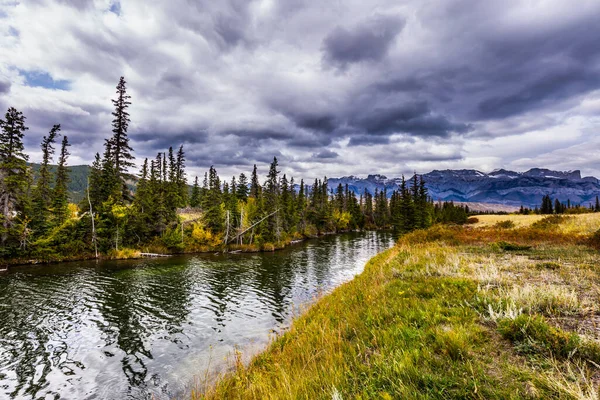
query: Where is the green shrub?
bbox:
[535,262,561,270]
[531,215,569,230]
[493,241,532,251]
[161,227,185,252]
[498,315,579,359]
[494,220,515,229]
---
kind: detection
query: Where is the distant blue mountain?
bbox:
[328,168,600,207]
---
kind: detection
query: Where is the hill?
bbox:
[28,163,90,203]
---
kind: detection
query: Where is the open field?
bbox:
[473,212,600,234]
[195,214,600,399]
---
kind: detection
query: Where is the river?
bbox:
[0,231,395,399]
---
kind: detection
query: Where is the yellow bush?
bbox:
[189,223,222,248]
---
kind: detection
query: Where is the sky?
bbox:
[1,0,600,181]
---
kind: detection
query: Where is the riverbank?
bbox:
[0,228,370,269]
[196,213,600,399]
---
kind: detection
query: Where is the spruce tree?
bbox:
[0,107,30,246]
[108,76,134,201]
[204,166,223,232]
[263,157,280,241]
[176,145,187,207]
[88,152,103,209]
[236,173,249,201]
[32,124,60,234]
[52,136,71,225]
[250,164,260,198]
[190,176,201,208]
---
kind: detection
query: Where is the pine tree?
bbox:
[190,176,201,208]
[418,176,431,228]
[554,198,562,214]
[178,147,188,207]
[204,166,223,232]
[32,124,60,234]
[263,157,280,241]
[107,76,134,201]
[52,136,71,225]
[88,152,103,209]
[100,141,119,204]
[237,173,249,201]
[0,107,30,246]
[250,164,260,198]
[411,174,422,228]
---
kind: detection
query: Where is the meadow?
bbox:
[194,213,600,399]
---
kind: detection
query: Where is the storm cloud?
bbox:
[322,14,406,69]
[0,0,600,180]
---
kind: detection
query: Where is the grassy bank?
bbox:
[195,214,600,399]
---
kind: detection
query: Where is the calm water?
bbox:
[0,231,395,399]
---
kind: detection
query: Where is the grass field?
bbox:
[194,214,600,399]
[472,213,600,234]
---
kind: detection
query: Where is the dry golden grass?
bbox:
[473,213,600,234]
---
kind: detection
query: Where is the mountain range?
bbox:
[29,164,600,208]
[328,168,600,208]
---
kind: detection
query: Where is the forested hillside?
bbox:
[28,163,90,203]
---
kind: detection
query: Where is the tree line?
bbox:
[0,77,470,261]
[519,194,600,215]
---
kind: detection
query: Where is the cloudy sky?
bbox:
[1,0,600,180]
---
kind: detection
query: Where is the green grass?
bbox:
[195,223,600,399]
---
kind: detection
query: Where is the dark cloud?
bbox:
[0,80,10,94]
[348,135,390,146]
[322,14,405,68]
[350,101,471,137]
[312,149,338,159]
[477,68,600,119]
[285,112,338,132]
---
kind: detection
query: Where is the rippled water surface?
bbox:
[0,232,395,399]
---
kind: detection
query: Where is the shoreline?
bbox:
[0,228,380,270]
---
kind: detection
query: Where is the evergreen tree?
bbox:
[263,157,280,241]
[554,198,562,214]
[107,76,134,201]
[204,166,223,232]
[190,176,201,207]
[52,136,71,225]
[32,124,60,234]
[0,107,30,247]
[176,145,187,207]
[250,164,260,198]
[236,173,249,201]
[88,152,104,209]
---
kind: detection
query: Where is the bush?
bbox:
[494,220,515,229]
[162,227,185,252]
[531,215,569,230]
[106,248,140,259]
[498,315,579,359]
[587,229,600,249]
[466,217,479,224]
[263,242,276,251]
[493,241,532,251]
[536,262,561,270]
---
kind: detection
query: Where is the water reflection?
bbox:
[0,231,394,399]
